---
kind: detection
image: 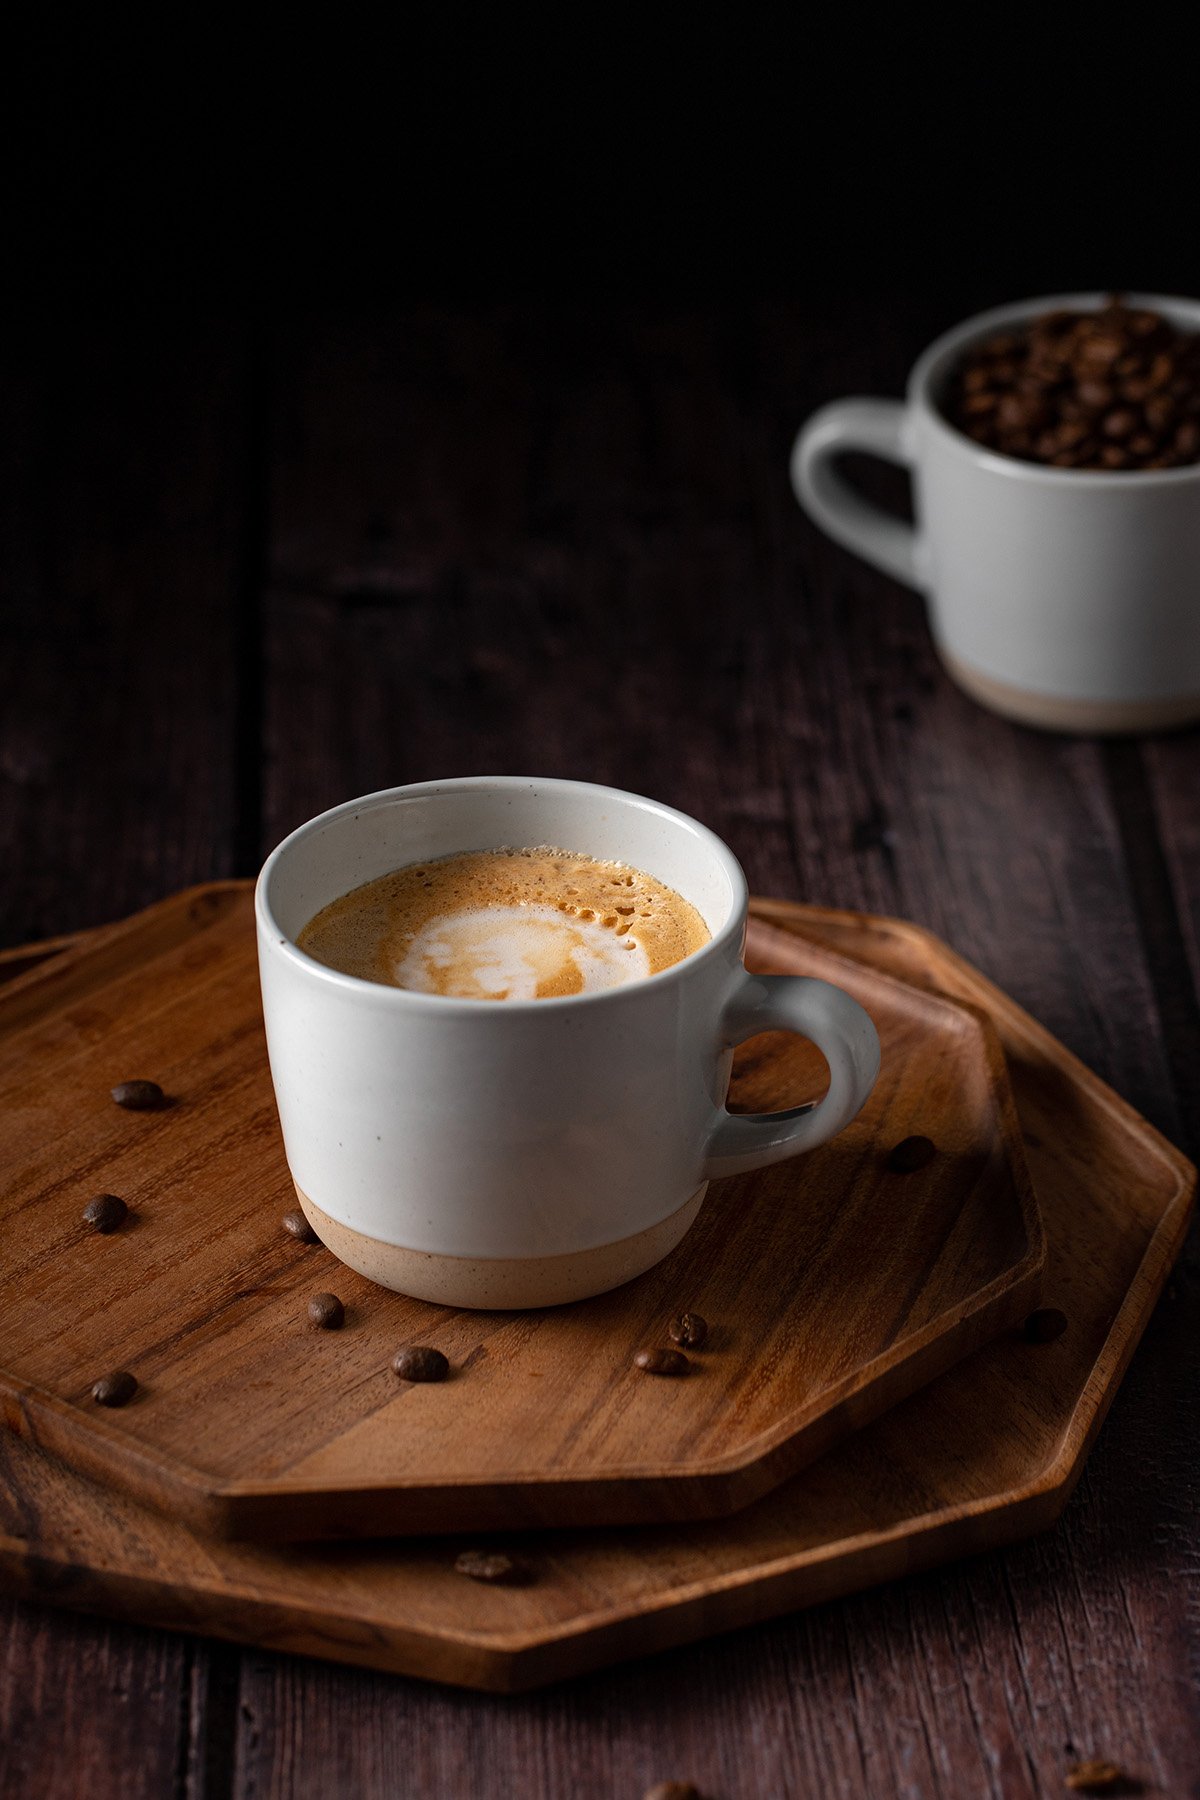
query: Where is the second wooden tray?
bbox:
[0,903,1190,1691]
[0,885,1041,1539]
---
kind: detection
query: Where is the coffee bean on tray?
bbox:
[668,1311,708,1350]
[1023,1307,1068,1344]
[282,1208,320,1244]
[307,1292,345,1330]
[92,1370,138,1407]
[110,1079,165,1110]
[393,1345,449,1382]
[82,1193,128,1233]
[887,1135,936,1173]
[634,1348,690,1377]
[454,1549,531,1584]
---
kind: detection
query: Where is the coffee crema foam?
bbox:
[296,848,711,1000]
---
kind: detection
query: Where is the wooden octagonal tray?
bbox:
[0,901,1189,1691]
[0,885,1041,1540]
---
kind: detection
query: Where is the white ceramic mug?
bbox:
[791,292,1200,733]
[256,778,881,1309]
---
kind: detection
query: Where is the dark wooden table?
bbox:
[2,295,1197,1799]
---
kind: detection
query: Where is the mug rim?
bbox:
[908,290,1200,488]
[255,775,749,1014]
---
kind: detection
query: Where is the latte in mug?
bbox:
[297,847,710,1000]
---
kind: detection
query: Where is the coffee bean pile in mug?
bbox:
[944,297,1200,469]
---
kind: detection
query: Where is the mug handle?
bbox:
[705,974,881,1179]
[790,399,926,591]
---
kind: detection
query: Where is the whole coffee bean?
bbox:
[282,1208,319,1244]
[1075,379,1114,410]
[644,1784,703,1800]
[1078,332,1123,368]
[92,1370,138,1407]
[393,1345,449,1382]
[1065,1760,1125,1792]
[1128,309,1163,339]
[669,1311,709,1350]
[454,1549,530,1585]
[996,393,1033,431]
[1144,393,1176,431]
[887,1135,936,1173]
[82,1193,128,1233]
[1023,1307,1068,1344]
[1101,408,1137,440]
[307,1292,344,1330]
[110,1079,165,1111]
[634,1348,690,1377]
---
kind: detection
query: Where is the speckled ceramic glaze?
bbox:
[256,779,881,1308]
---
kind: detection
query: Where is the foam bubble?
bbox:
[394,904,652,1000]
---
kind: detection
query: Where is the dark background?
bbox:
[3,17,1199,1800]
[11,15,1200,315]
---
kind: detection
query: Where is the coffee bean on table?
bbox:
[644,1783,703,1800]
[634,1348,690,1377]
[393,1345,449,1382]
[110,1079,165,1110]
[82,1193,128,1233]
[887,1135,936,1173]
[1065,1760,1125,1792]
[92,1370,138,1407]
[307,1292,344,1330]
[454,1549,531,1585]
[668,1311,708,1350]
[1023,1307,1068,1344]
[282,1208,320,1244]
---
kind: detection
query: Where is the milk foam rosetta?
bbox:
[296,848,711,1000]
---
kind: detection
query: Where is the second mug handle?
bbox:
[705,973,881,1179]
[790,399,927,592]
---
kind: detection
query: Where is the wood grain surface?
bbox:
[2,297,1197,1798]
[0,900,1189,1697]
[0,884,1041,1539]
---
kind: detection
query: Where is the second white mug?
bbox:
[791,292,1200,733]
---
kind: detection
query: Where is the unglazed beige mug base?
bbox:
[295,1184,708,1310]
[940,648,1200,736]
